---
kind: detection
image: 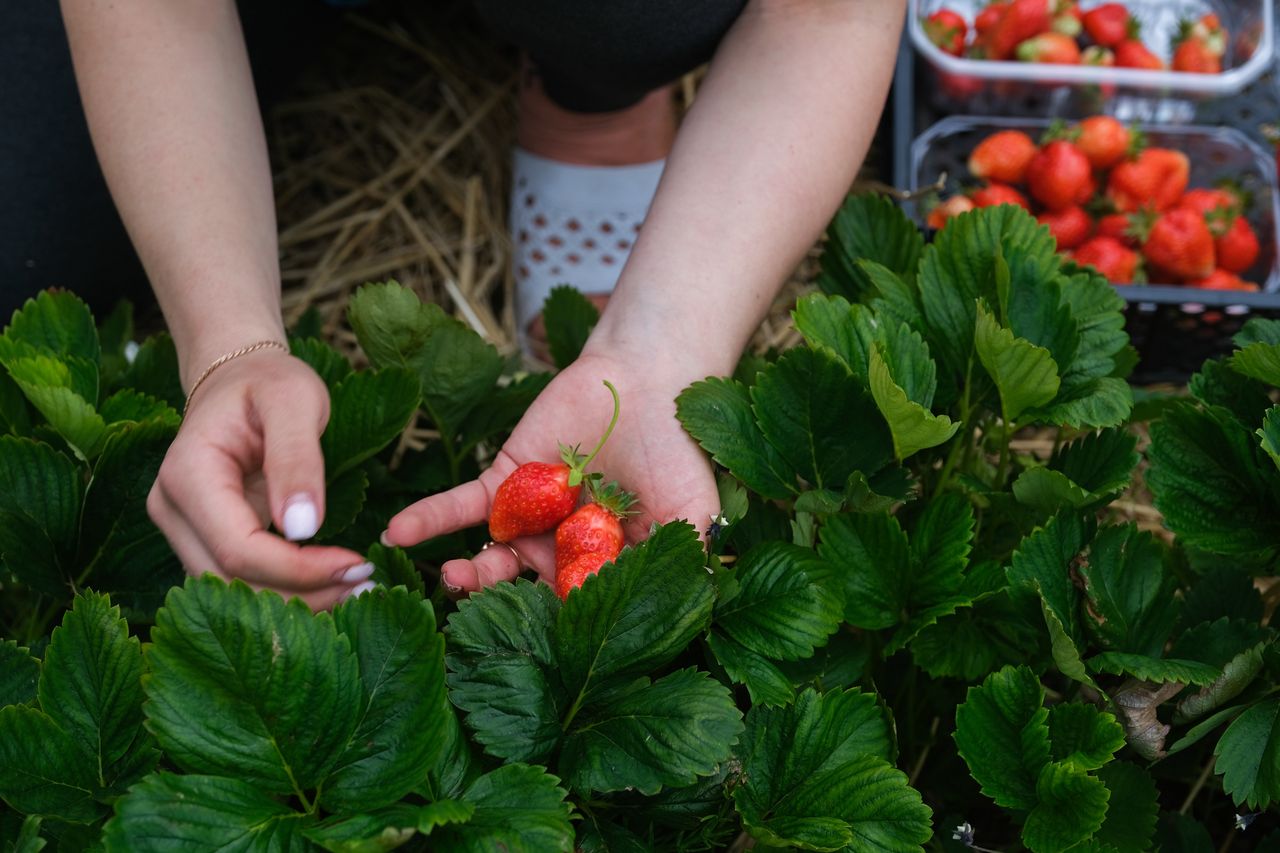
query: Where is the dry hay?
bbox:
[268,3,817,364]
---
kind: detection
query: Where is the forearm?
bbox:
[586,0,905,380]
[61,0,284,389]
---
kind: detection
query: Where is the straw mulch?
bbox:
[268,2,812,367]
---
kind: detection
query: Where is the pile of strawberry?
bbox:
[925,0,1228,73]
[487,380,635,600]
[928,117,1263,291]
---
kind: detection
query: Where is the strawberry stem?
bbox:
[567,380,621,487]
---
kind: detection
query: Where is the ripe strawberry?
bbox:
[1095,212,1138,247]
[970,183,1031,210]
[1213,215,1260,274]
[553,482,636,600]
[927,194,976,230]
[1138,208,1216,281]
[980,0,1053,60]
[1038,206,1093,250]
[1115,39,1164,69]
[1072,236,1140,282]
[1107,148,1190,212]
[1172,37,1221,73]
[925,9,969,56]
[1082,3,1130,47]
[1179,187,1239,218]
[1189,269,1259,292]
[1016,31,1082,63]
[488,380,621,542]
[1027,140,1093,211]
[975,2,1010,35]
[968,129,1038,184]
[1075,116,1130,169]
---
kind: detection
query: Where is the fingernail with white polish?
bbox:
[339,562,375,584]
[349,580,376,598]
[379,529,393,547]
[441,570,461,594]
[282,496,319,541]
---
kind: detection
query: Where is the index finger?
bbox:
[383,452,519,546]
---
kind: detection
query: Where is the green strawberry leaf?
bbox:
[707,630,795,707]
[975,302,1060,425]
[1093,762,1159,852]
[8,814,46,853]
[445,579,565,765]
[1175,642,1268,724]
[713,542,841,661]
[321,367,420,482]
[867,345,958,461]
[1181,569,1264,627]
[793,293,875,378]
[1079,524,1177,657]
[1007,513,1092,666]
[114,333,184,411]
[1015,427,1139,514]
[289,337,353,389]
[818,193,924,300]
[0,368,33,436]
[1022,761,1109,853]
[0,354,105,460]
[75,419,181,610]
[576,813,653,853]
[1169,617,1271,668]
[144,576,363,796]
[1260,406,1280,470]
[0,705,103,823]
[422,704,476,802]
[1235,317,1280,347]
[1189,358,1273,426]
[1012,467,1094,513]
[910,590,1046,681]
[321,586,447,813]
[304,801,474,852]
[0,642,39,707]
[733,688,926,851]
[1047,703,1125,770]
[314,466,369,542]
[0,436,82,597]
[38,593,151,788]
[428,764,574,853]
[1214,697,1280,809]
[559,668,742,795]
[1232,341,1280,387]
[676,377,797,500]
[751,347,893,491]
[556,522,714,706]
[103,773,308,852]
[347,282,503,441]
[542,285,599,369]
[97,389,178,427]
[1148,402,1280,559]
[2,291,100,367]
[954,665,1051,811]
[1085,653,1220,685]
[457,372,554,459]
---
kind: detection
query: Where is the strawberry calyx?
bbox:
[561,379,622,487]
[1040,118,1080,145]
[1123,126,1148,160]
[1204,205,1239,239]
[586,478,638,518]
[1127,207,1159,244]
[1125,16,1142,40]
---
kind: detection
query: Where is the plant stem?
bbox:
[1180,753,1217,815]
[569,380,621,486]
[908,717,941,787]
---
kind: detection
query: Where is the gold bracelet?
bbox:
[182,340,290,418]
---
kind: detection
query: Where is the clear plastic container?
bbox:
[908,116,1280,293]
[909,0,1274,111]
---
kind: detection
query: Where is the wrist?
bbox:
[583,300,745,391]
[177,320,289,391]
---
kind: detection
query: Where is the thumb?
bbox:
[255,374,331,541]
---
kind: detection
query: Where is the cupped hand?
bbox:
[383,350,718,592]
[147,351,375,610]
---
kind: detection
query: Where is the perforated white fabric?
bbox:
[510,148,666,339]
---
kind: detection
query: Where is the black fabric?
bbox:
[471,0,746,112]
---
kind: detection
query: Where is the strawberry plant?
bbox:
[6,198,1280,850]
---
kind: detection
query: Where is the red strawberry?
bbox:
[968,129,1038,184]
[1027,140,1093,211]
[554,549,617,600]
[975,2,1010,35]
[1075,116,1130,169]
[939,70,985,99]
[1038,206,1093,250]
[1107,148,1190,212]
[553,482,636,599]
[980,0,1053,59]
[925,9,969,56]
[1214,215,1260,274]
[1139,208,1216,281]
[1072,236,1141,282]
[1082,3,1130,47]
[1179,187,1239,218]
[489,380,621,542]
[927,194,976,230]
[971,183,1031,210]
[1189,269,1259,292]
[1185,13,1227,56]
[1172,37,1221,73]
[1115,39,1164,69]
[1016,31,1082,63]
[1096,212,1138,247]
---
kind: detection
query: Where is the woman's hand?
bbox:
[147,351,375,610]
[383,350,718,591]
